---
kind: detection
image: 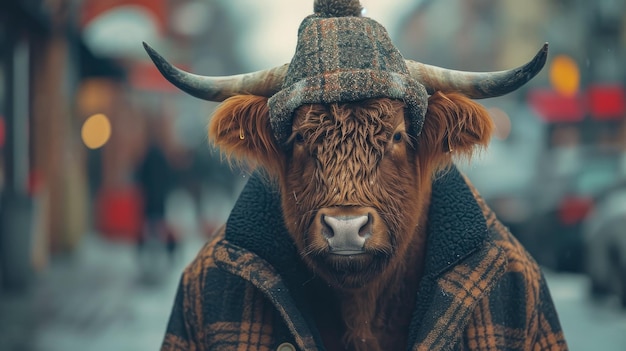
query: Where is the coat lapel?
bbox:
[213,239,322,351]
[411,241,507,351]
[407,168,509,351]
[218,172,325,350]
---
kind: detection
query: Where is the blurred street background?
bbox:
[1,0,626,350]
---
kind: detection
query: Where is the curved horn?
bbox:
[143,42,288,101]
[406,43,548,99]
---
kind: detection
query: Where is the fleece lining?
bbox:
[225,166,487,279]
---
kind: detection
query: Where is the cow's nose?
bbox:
[321,214,372,255]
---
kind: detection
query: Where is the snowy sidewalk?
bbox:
[0,231,206,351]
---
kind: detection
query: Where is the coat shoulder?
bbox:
[461,172,540,273]
[162,225,287,350]
[181,225,226,282]
[462,177,568,349]
[178,225,257,309]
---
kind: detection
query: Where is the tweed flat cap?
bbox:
[267,1,429,145]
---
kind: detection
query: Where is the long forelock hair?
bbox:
[284,99,419,260]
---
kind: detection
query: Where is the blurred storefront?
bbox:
[0,0,245,291]
[0,0,151,290]
[396,0,626,151]
[528,0,626,151]
[76,0,242,242]
[0,0,86,290]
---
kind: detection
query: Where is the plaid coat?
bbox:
[161,168,568,351]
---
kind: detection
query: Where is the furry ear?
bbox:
[420,91,494,167]
[208,95,283,174]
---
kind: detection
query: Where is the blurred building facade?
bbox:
[395,0,626,149]
[0,0,88,290]
[0,0,245,291]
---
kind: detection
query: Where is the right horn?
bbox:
[406,43,548,99]
[143,42,288,101]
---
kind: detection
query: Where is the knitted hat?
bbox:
[267,0,429,144]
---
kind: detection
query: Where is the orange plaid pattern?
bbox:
[160,170,568,351]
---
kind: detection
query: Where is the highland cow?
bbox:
[146,1,568,350]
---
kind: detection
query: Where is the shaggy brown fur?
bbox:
[208,92,494,351]
[209,95,283,172]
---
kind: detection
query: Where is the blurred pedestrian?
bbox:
[135,116,176,282]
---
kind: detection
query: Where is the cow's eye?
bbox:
[295,133,305,143]
[392,132,403,143]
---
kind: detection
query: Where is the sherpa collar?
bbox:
[222,166,488,279]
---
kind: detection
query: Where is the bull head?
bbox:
[143,1,547,290]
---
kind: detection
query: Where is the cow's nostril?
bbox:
[359,213,373,238]
[321,214,334,239]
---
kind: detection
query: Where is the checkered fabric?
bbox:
[160,168,568,351]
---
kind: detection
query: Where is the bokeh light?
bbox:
[549,55,580,97]
[81,113,112,149]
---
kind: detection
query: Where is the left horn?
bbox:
[143,42,288,101]
[406,43,549,99]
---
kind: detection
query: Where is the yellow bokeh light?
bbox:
[81,113,111,149]
[549,55,580,97]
